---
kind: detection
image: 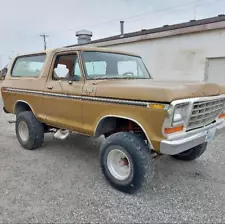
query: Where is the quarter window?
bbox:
[11,54,46,77]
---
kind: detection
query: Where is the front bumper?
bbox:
[160,120,225,155]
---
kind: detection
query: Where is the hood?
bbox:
[94,79,225,103]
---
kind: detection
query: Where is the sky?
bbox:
[0,0,225,67]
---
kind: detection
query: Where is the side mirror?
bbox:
[54,67,69,78]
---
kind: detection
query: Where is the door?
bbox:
[43,52,84,132]
[205,57,225,84]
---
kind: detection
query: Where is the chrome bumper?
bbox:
[160,121,225,155]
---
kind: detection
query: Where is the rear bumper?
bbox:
[160,121,225,155]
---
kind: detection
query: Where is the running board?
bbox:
[54,129,71,140]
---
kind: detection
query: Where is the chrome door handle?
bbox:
[47,86,53,90]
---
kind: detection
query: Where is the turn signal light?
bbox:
[164,125,184,134]
[148,104,165,109]
[218,113,225,119]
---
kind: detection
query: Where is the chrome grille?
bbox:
[187,98,225,130]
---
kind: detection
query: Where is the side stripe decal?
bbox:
[3,87,149,107]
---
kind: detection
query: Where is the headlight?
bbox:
[172,104,189,126]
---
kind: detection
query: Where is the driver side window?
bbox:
[53,54,82,80]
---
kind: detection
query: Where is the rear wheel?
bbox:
[171,143,207,161]
[100,132,152,194]
[16,111,44,150]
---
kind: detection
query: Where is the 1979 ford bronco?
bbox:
[1,46,225,193]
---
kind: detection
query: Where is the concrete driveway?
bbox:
[0,91,224,223]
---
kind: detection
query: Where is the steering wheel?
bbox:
[121,71,135,77]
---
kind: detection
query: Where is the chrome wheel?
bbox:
[107,149,131,180]
[18,121,29,142]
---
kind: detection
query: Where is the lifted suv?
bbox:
[2,46,225,193]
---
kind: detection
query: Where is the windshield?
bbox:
[81,51,151,79]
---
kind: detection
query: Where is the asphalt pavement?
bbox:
[0,91,224,223]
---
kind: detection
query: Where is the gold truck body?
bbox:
[2,46,225,193]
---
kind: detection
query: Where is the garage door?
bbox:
[206,57,225,84]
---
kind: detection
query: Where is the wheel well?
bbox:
[95,117,147,140]
[14,101,32,115]
[14,101,52,133]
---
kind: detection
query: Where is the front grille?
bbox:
[187,98,225,130]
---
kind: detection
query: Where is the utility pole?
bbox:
[40,33,49,50]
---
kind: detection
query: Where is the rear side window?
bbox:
[11,54,46,77]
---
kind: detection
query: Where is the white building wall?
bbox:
[91,29,225,81]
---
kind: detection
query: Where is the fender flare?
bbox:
[94,115,153,149]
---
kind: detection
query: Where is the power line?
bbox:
[70,0,223,31]
[36,0,224,48]
[123,0,223,24]
[40,33,49,50]
[72,0,199,30]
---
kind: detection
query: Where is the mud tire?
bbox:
[16,111,44,150]
[100,132,152,194]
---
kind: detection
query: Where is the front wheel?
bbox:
[16,111,44,150]
[171,143,207,161]
[100,132,152,194]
